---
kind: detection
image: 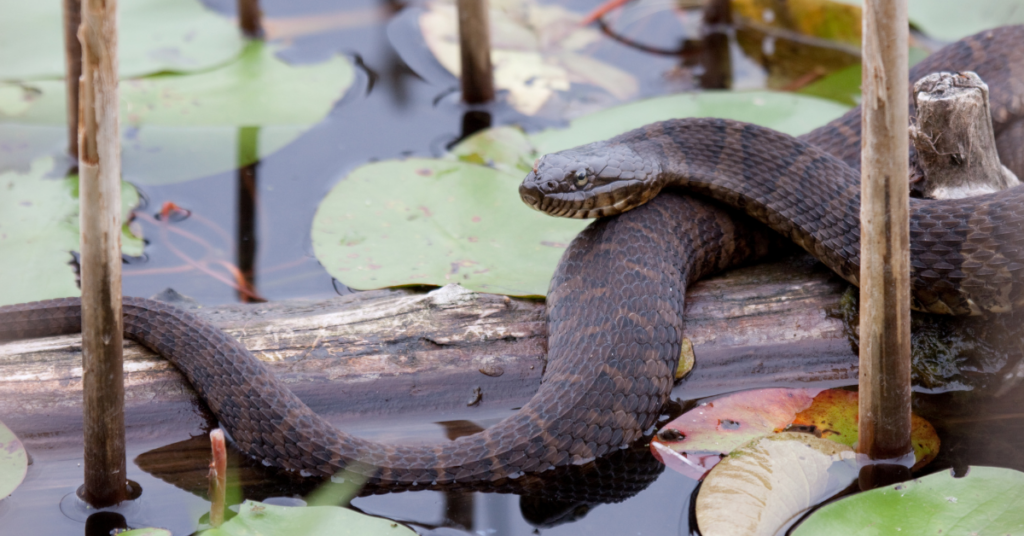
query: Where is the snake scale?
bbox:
[2,26,1023,496]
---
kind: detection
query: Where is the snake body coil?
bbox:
[1,26,1023,493]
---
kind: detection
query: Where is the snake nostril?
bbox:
[545,180,558,190]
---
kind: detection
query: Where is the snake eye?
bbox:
[574,169,588,187]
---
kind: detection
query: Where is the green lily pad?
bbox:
[0,41,353,184]
[528,91,851,155]
[907,0,1024,41]
[832,0,1024,41]
[0,157,142,306]
[0,0,245,82]
[317,91,850,296]
[0,419,27,499]
[793,466,1024,535]
[312,158,587,296]
[201,500,416,536]
[121,529,172,536]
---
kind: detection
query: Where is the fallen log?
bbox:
[1,254,860,449]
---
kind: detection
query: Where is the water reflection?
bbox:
[236,126,262,303]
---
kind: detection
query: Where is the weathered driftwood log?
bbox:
[910,71,1020,199]
[0,256,859,449]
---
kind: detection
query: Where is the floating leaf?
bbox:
[448,125,536,175]
[732,0,863,48]
[653,388,940,479]
[651,388,823,480]
[792,466,1024,535]
[201,500,417,536]
[0,157,142,306]
[417,0,637,115]
[312,158,586,296]
[0,0,245,82]
[696,432,858,536]
[791,389,940,470]
[121,529,173,536]
[907,0,1024,41]
[0,419,28,499]
[0,41,353,185]
[797,0,1024,41]
[529,91,851,155]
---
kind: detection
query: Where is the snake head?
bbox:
[519,141,662,218]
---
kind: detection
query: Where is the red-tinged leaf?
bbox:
[651,388,824,479]
[653,387,942,479]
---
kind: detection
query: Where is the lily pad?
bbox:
[0,157,142,306]
[793,466,1024,535]
[652,388,940,480]
[0,41,353,184]
[831,0,1024,41]
[121,529,172,536]
[313,158,586,296]
[528,91,851,155]
[0,0,245,82]
[791,389,939,471]
[651,388,823,480]
[0,419,28,500]
[696,432,858,536]
[417,0,637,116]
[202,500,417,536]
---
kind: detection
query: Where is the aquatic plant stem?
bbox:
[857,0,913,466]
[456,0,494,103]
[62,0,81,158]
[209,429,227,527]
[78,0,128,508]
[237,0,263,39]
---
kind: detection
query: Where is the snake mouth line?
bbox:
[521,180,651,219]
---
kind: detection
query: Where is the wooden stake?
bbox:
[237,0,263,39]
[63,0,82,158]
[857,0,913,463]
[456,0,494,104]
[79,0,127,508]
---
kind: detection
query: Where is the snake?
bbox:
[522,25,1024,317]
[1,26,1022,499]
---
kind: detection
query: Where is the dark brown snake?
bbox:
[2,26,1024,501]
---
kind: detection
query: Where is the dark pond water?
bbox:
[5,0,1024,535]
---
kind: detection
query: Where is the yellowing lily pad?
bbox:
[312,158,586,296]
[696,432,858,536]
[0,41,353,185]
[793,466,1024,535]
[201,500,417,536]
[794,0,1024,42]
[0,419,27,500]
[0,157,142,306]
[791,389,940,471]
[0,0,245,82]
